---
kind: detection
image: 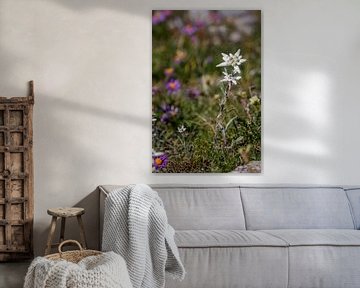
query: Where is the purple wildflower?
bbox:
[162,10,173,17]
[160,104,179,123]
[164,67,174,77]
[166,79,181,93]
[194,20,205,29]
[187,87,201,99]
[160,114,170,123]
[152,86,160,96]
[181,24,198,36]
[153,153,168,171]
[161,104,178,114]
[208,11,222,24]
[152,10,173,25]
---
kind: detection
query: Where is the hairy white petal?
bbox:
[233,66,241,74]
[216,62,228,67]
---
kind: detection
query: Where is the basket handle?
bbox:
[58,240,83,255]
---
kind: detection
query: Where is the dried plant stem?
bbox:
[215,83,231,147]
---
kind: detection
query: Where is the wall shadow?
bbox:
[52,0,149,16]
[32,93,147,256]
[40,96,148,128]
[37,188,100,256]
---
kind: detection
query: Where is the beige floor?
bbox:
[0,261,30,288]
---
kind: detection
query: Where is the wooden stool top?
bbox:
[47,207,85,218]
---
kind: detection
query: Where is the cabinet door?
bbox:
[0,103,33,261]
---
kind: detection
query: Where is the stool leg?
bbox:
[45,216,57,255]
[77,215,87,249]
[60,217,66,243]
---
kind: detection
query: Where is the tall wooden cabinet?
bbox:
[0,81,34,261]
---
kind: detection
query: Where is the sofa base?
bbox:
[166,246,288,288]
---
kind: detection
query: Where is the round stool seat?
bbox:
[47,207,85,218]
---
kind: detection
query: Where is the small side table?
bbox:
[45,207,88,255]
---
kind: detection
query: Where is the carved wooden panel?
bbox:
[0,81,34,261]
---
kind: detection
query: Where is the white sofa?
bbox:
[99,185,360,288]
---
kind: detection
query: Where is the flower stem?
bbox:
[215,83,231,147]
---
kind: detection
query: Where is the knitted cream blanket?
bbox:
[102,184,185,288]
[24,251,132,288]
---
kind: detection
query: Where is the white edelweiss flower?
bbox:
[231,49,247,66]
[221,70,241,85]
[178,124,186,133]
[233,65,241,74]
[216,49,247,68]
[216,53,230,67]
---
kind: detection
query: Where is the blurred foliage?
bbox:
[152,10,261,173]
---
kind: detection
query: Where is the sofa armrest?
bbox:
[98,186,109,250]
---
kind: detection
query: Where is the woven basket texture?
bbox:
[45,240,102,263]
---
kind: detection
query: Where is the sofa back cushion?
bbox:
[345,188,360,229]
[240,186,355,230]
[152,185,246,230]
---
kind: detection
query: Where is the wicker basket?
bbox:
[45,240,102,263]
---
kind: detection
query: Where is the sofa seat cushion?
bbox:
[166,246,289,288]
[262,229,360,246]
[175,230,288,248]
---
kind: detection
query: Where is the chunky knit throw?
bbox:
[24,251,133,288]
[102,184,185,288]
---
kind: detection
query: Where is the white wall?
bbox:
[0,0,359,255]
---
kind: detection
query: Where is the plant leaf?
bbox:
[225,116,237,132]
[197,115,215,134]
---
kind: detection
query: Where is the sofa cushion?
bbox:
[153,186,246,230]
[287,246,360,288]
[165,247,288,288]
[100,185,246,230]
[262,229,360,246]
[175,230,288,248]
[241,187,355,230]
[345,188,360,229]
[260,230,360,288]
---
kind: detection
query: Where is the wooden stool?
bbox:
[45,207,87,255]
